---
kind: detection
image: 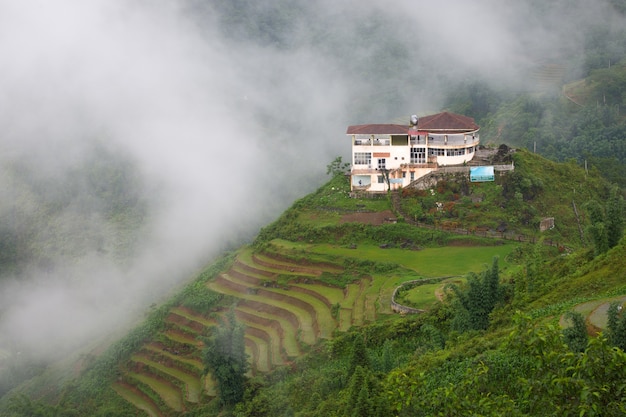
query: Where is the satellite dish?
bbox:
[410,114,419,126]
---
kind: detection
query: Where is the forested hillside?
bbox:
[444,50,626,187]
[3,147,625,416]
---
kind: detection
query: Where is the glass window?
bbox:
[428,148,445,156]
[354,152,372,165]
[410,147,426,163]
[447,148,466,156]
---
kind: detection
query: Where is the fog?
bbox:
[0,0,622,368]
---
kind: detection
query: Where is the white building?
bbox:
[347,111,480,193]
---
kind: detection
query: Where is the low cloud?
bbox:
[0,0,622,363]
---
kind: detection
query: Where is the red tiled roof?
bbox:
[346,124,409,135]
[346,112,479,135]
[417,112,479,131]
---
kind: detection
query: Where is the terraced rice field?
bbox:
[113,247,394,415]
[560,296,626,335]
[113,238,514,414]
[113,306,214,415]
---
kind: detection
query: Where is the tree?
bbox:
[327,156,350,177]
[585,199,609,255]
[343,365,383,417]
[5,394,75,417]
[379,168,391,192]
[378,339,395,373]
[607,302,626,350]
[586,187,624,255]
[352,384,374,417]
[347,335,370,377]
[203,308,249,406]
[562,311,589,352]
[449,257,502,331]
[419,323,445,351]
[344,365,368,416]
[605,186,625,249]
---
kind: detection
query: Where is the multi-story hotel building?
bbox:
[347,111,480,192]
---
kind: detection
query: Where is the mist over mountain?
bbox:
[0,0,624,395]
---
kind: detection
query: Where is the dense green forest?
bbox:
[2,0,626,415]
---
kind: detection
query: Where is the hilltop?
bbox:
[3,146,625,416]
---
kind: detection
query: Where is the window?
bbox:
[377,158,386,169]
[378,175,384,183]
[410,147,426,164]
[354,152,371,165]
[428,148,445,156]
[467,146,474,154]
[447,148,466,156]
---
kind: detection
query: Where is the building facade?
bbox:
[347,111,480,193]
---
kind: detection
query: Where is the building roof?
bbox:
[346,111,479,135]
[418,111,479,132]
[346,124,409,135]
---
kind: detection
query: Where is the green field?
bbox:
[399,277,466,310]
[292,242,517,277]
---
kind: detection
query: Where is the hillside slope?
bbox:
[2,150,624,416]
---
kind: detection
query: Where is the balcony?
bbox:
[427,134,480,146]
[354,138,391,146]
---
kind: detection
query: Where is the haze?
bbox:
[0,0,621,367]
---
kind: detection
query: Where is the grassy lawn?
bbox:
[303,242,518,277]
[399,277,466,310]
